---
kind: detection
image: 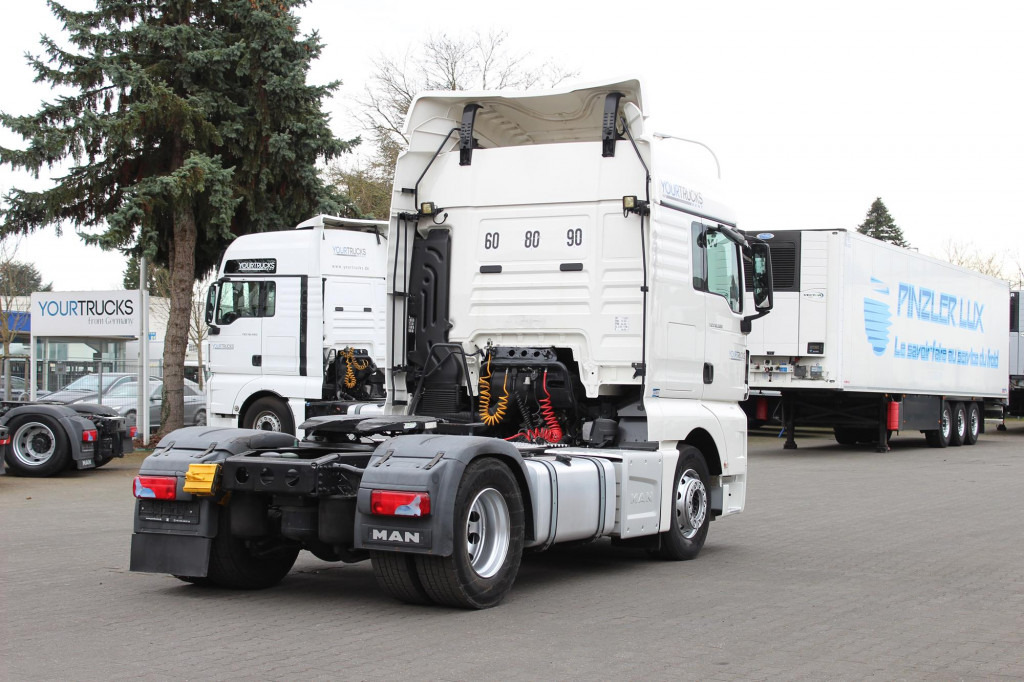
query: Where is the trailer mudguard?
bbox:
[354,434,531,557]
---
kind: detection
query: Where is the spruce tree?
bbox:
[1,0,354,434]
[857,197,910,248]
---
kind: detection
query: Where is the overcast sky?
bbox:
[2,0,1022,290]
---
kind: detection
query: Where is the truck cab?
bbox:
[204,215,388,434]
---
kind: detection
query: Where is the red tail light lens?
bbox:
[371,490,430,517]
[133,475,177,500]
[82,429,98,442]
[0,437,9,446]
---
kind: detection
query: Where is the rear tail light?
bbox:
[370,490,431,517]
[133,475,177,500]
[128,426,138,438]
[82,429,98,442]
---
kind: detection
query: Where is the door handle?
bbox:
[703,362,714,384]
[252,355,262,367]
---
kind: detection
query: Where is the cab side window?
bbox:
[691,222,742,313]
[216,281,276,324]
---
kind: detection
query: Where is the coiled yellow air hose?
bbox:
[478,353,509,425]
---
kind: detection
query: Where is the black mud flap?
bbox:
[130,533,212,577]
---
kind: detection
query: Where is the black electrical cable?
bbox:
[620,115,652,401]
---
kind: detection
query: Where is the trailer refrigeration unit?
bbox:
[203,214,388,435]
[129,79,774,609]
[744,229,1008,451]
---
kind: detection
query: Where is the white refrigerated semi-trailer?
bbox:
[744,228,1009,450]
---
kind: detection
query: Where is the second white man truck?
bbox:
[129,79,773,608]
[204,214,388,435]
[744,229,1008,450]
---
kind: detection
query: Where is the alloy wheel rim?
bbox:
[13,423,56,466]
[465,487,510,578]
[675,468,708,539]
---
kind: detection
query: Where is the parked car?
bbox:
[102,378,206,431]
[0,375,31,401]
[36,372,147,405]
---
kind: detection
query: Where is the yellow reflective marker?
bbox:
[183,463,220,496]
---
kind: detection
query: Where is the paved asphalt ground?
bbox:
[2,421,1023,681]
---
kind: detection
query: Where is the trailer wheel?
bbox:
[5,415,71,477]
[370,551,433,605]
[926,402,953,448]
[242,397,295,435]
[833,427,859,445]
[949,402,967,447]
[658,445,711,561]
[963,402,981,445]
[203,505,300,589]
[414,458,525,609]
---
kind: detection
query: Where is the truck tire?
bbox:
[949,402,967,447]
[204,505,300,589]
[414,458,525,609]
[658,445,711,561]
[242,397,295,435]
[5,415,71,477]
[963,402,981,445]
[925,402,953,448]
[370,551,433,605]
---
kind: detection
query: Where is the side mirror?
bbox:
[741,241,774,333]
[205,284,218,325]
[752,241,774,312]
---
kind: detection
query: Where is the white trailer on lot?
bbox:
[744,228,1008,450]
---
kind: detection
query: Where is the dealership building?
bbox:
[13,290,173,397]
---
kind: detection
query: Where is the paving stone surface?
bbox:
[2,422,1023,680]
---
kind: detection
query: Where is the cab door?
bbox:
[700,225,747,403]
[212,279,265,376]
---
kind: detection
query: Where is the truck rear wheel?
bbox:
[414,458,525,609]
[658,445,711,561]
[925,402,953,448]
[963,402,981,445]
[949,402,967,447]
[371,551,433,605]
[5,415,71,477]
[204,506,300,589]
[242,397,295,435]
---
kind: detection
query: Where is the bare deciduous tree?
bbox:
[942,240,1009,279]
[0,237,52,355]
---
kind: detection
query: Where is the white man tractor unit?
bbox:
[129,78,774,609]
